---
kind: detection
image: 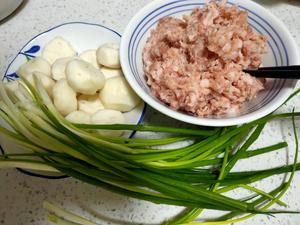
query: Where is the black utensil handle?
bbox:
[256,65,300,71]
[244,65,300,79]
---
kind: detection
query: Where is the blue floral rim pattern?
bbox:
[3,45,40,81]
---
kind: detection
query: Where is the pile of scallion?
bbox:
[0,76,299,225]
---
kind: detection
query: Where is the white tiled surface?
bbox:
[0,0,300,224]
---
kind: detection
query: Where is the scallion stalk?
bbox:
[0,79,299,225]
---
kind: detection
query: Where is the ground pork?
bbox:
[143,1,267,117]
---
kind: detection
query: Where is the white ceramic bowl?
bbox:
[0,0,23,21]
[120,0,300,127]
[1,22,146,178]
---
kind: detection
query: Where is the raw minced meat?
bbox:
[142,1,267,116]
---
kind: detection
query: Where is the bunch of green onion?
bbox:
[0,76,299,225]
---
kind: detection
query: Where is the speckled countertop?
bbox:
[0,0,300,225]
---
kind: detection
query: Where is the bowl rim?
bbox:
[120,0,300,127]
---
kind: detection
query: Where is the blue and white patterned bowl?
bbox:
[120,0,300,127]
[1,22,146,179]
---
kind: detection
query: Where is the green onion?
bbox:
[44,201,99,225]
[48,214,81,225]
[75,123,218,136]
[0,78,299,225]
[0,159,59,172]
